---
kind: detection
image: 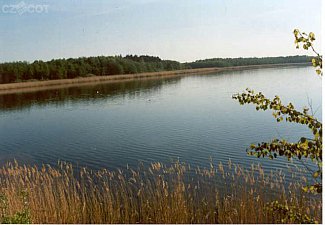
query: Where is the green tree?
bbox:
[66,62,77,79]
[107,60,124,75]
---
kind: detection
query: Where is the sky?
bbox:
[0,0,322,63]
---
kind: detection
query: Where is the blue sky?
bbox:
[0,0,322,62]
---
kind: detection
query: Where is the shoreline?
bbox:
[0,63,310,95]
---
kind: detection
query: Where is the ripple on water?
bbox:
[0,67,321,180]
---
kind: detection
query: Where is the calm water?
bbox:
[0,66,321,173]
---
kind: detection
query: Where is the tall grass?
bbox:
[0,160,321,223]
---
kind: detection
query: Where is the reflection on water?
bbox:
[0,77,180,112]
[0,67,321,180]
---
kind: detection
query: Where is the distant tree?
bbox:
[107,60,124,75]
[122,60,138,74]
[187,55,312,69]
[66,62,77,79]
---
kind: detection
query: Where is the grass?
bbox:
[0,160,321,224]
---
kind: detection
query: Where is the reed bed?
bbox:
[0,160,321,224]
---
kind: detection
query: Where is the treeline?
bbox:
[185,55,312,69]
[0,55,312,84]
[0,55,184,84]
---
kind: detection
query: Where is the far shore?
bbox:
[0,63,310,95]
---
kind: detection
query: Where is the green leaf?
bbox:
[309,32,315,41]
[313,171,319,178]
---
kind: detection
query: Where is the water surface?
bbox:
[0,66,321,174]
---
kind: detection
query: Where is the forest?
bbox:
[0,55,311,84]
[185,55,312,68]
[0,55,184,84]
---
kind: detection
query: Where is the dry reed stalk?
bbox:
[0,160,321,223]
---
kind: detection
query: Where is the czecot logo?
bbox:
[2,1,49,15]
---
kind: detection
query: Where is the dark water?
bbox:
[0,66,321,173]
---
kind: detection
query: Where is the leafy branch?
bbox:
[267,201,317,224]
[232,89,322,193]
[293,29,322,76]
[232,29,322,223]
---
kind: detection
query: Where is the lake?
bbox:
[0,66,321,174]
